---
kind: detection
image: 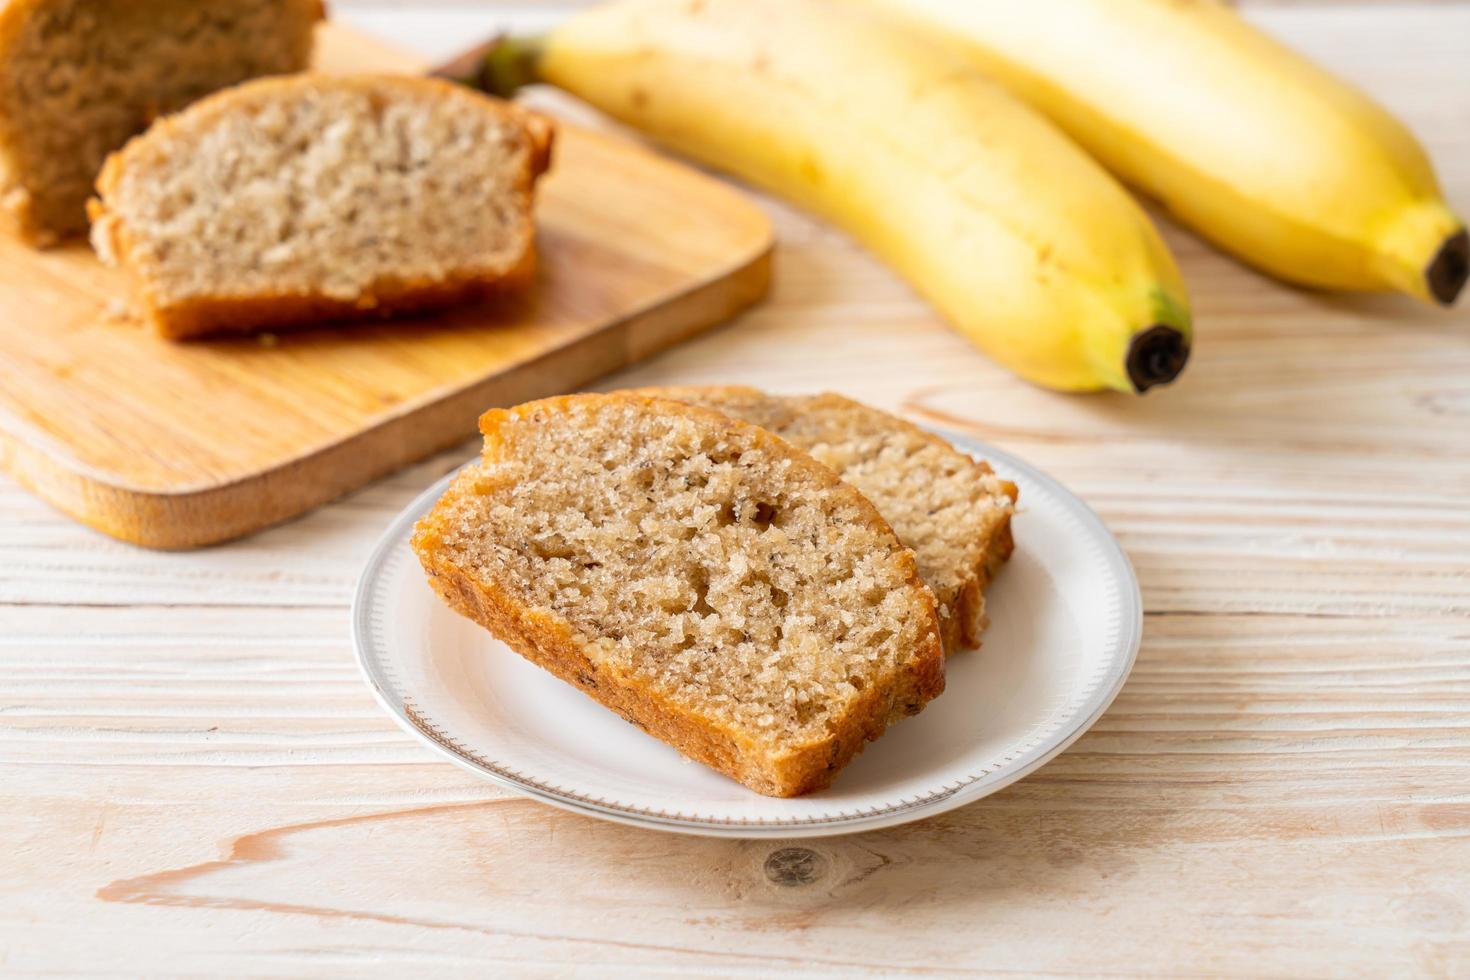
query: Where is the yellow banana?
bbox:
[860,0,1469,305]
[472,0,1192,393]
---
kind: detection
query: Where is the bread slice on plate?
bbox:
[411,393,945,797]
[637,386,1017,652]
[0,0,322,246]
[89,74,554,339]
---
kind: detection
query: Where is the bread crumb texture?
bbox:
[636,386,1017,651]
[413,393,944,796]
[0,0,321,244]
[90,73,552,336]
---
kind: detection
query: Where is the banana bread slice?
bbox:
[89,74,554,338]
[0,0,322,245]
[412,393,945,797]
[637,386,1017,652]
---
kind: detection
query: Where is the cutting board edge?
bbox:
[0,243,772,549]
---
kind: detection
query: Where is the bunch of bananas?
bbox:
[463,0,1466,394]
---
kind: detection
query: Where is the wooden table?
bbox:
[3,3,1467,975]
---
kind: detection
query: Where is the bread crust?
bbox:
[88,74,554,339]
[115,247,538,341]
[947,458,1018,649]
[633,385,1018,652]
[412,392,945,797]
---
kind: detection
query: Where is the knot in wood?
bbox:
[763,846,826,887]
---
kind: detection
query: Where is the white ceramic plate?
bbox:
[352,431,1141,838]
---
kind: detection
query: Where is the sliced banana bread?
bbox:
[0,0,322,245]
[89,74,554,338]
[637,386,1017,652]
[412,393,945,797]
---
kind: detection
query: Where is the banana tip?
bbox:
[1127,325,1190,393]
[1427,228,1469,306]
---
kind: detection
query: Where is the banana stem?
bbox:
[431,34,546,98]
[1427,229,1469,306]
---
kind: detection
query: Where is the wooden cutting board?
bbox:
[0,25,773,549]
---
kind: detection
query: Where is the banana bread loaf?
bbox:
[0,0,322,245]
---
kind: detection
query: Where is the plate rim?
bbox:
[351,431,1142,838]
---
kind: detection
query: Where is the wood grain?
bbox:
[1,2,1468,977]
[0,23,771,549]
